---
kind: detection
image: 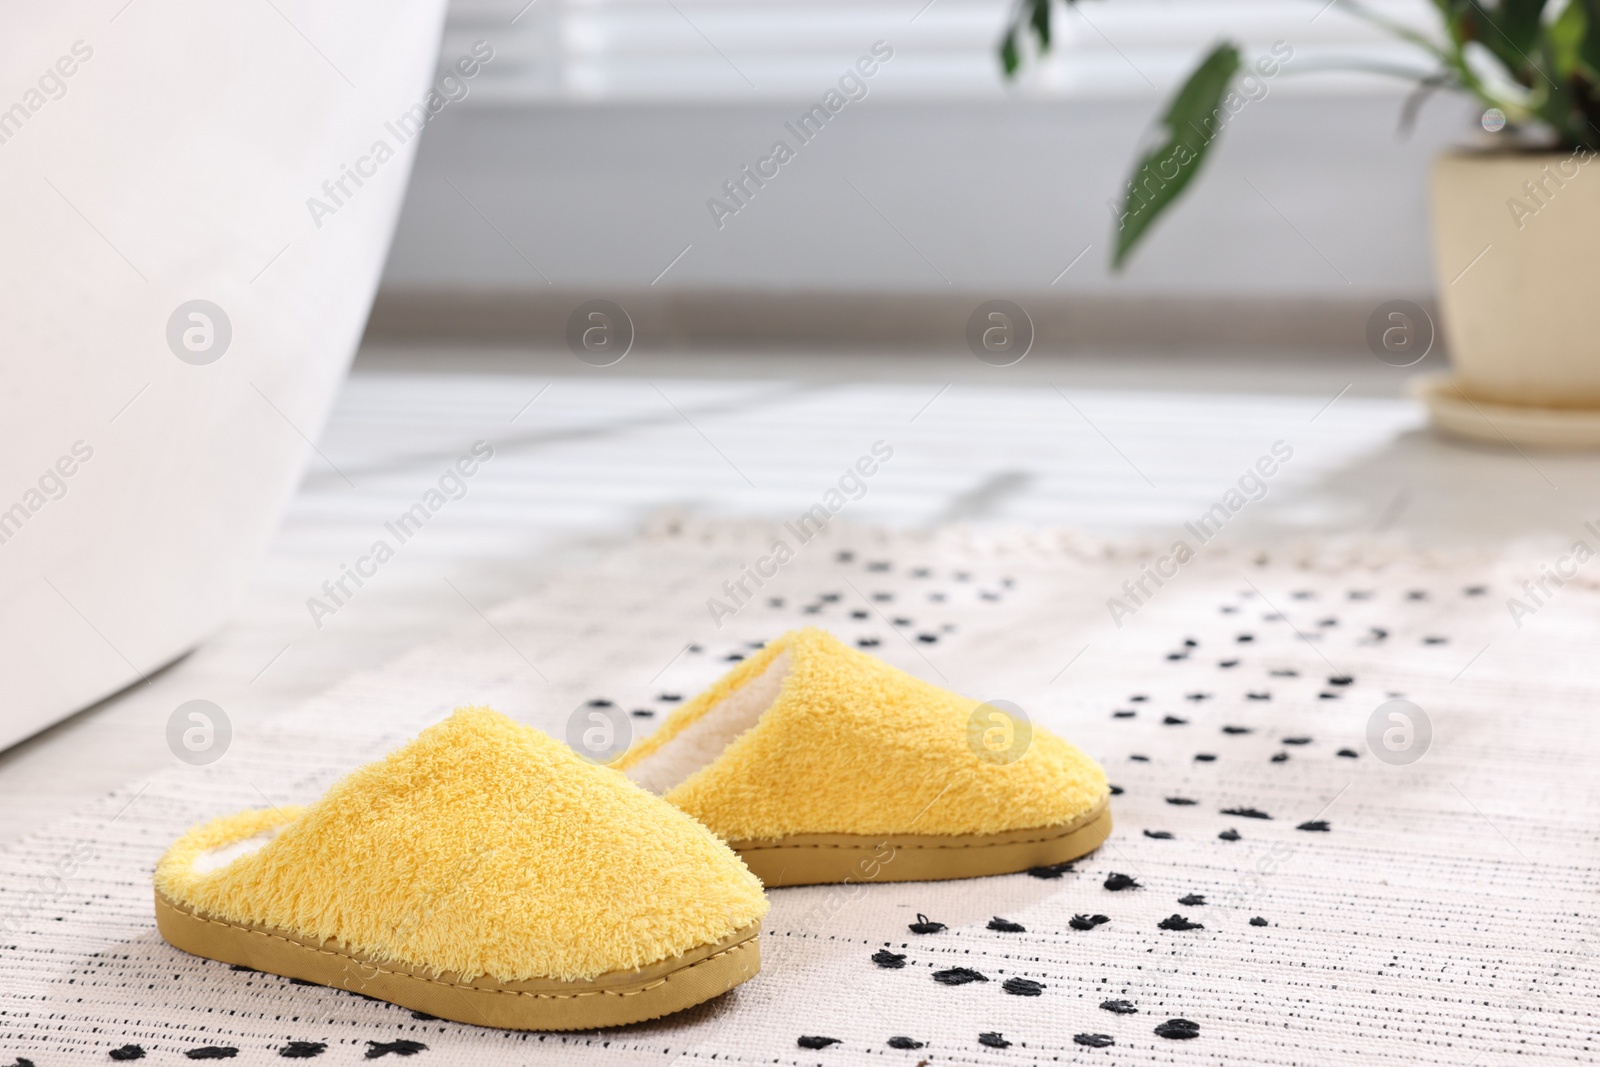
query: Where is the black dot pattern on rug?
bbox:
[933,967,989,985]
[44,561,1475,1064]
[186,1051,238,1062]
[109,1047,145,1062]
[1025,860,1075,879]
[364,1041,426,1059]
[1155,1018,1202,1040]
[1222,806,1272,820]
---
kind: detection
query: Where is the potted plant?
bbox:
[1001,0,1600,446]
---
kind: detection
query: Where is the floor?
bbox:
[2,341,1595,848]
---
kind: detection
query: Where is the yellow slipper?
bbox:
[153,707,767,1030]
[616,628,1112,886]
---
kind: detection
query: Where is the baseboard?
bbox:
[364,289,1441,353]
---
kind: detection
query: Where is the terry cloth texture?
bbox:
[615,628,1108,839]
[3,519,1599,1064]
[154,708,768,983]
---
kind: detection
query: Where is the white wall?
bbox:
[379,91,1472,299]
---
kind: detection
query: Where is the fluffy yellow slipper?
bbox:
[153,708,767,1030]
[616,628,1112,886]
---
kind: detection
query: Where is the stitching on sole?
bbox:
[730,809,1110,854]
[157,895,758,1001]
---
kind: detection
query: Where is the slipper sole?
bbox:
[727,796,1112,887]
[154,890,761,1030]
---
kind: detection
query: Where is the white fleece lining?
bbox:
[192,826,283,875]
[626,650,791,796]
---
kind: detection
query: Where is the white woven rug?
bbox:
[3,520,1597,1065]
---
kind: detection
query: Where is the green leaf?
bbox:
[1550,0,1586,80]
[1000,0,1079,77]
[1492,0,1546,56]
[1580,0,1600,79]
[1112,42,1242,270]
[1030,0,1052,49]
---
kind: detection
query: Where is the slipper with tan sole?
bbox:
[153,707,768,1030]
[616,628,1112,886]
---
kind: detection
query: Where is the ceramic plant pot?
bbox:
[1420,148,1600,446]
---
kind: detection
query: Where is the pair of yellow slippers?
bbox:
[154,628,1112,1030]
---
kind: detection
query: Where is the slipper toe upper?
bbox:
[617,628,1109,841]
[155,707,768,984]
